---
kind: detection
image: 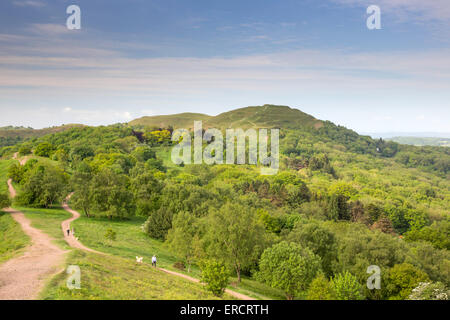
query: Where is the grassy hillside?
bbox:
[0,211,30,265]
[41,249,234,300]
[16,206,234,300]
[129,113,211,129]
[129,105,322,130]
[205,105,322,129]
[0,159,14,194]
[0,124,85,148]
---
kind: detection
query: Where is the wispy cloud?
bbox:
[332,0,450,22]
[12,0,46,8]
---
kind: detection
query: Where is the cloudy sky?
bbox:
[0,0,449,133]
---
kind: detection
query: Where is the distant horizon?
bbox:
[1,105,449,139]
[0,1,449,134]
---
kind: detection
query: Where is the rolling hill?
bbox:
[0,124,85,148]
[129,105,323,130]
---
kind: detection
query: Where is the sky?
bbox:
[0,0,449,134]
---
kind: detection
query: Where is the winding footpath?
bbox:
[2,153,255,300]
[61,198,256,300]
[0,162,66,300]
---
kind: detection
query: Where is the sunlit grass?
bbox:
[0,210,30,265]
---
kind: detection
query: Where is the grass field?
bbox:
[17,206,72,250]
[0,159,14,194]
[9,206,234,300]
[0,210,30,265]
[40,249,232,300]
[71,214,285,300]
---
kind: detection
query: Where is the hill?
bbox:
[129,113,211,129]
[0,124,85,148]
[129,105,323,130]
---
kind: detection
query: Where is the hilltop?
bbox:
[129,113,211,129]
[0,124,85,148]
[129,105,323,130]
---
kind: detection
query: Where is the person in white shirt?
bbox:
[152,255,157,268]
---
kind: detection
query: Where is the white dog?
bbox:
[136,256,143,264]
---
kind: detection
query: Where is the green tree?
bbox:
[257,241,322,300]
[143,207,174,240]
[17,164,67,207]
[0,193,11,208]
[408,282,449,300]
[287,222,338,277]
[70,162,94,217]
[307,274,336,300]
[8,163,23,183]
[132,146,156,162]
[327,194,350,221]
[90,168,135,219]
[383,263,429,300]
[166,211,199,272]
[200,259,229,297]
[331,271,364,300]
[205,202,266,283]
[18,145,31,156]
[34,142,54,157]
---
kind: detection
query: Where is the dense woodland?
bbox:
[1,106,448,300]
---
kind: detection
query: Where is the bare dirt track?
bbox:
[0,182,66,300]
[3,153,257,300]
[61,195,104,255]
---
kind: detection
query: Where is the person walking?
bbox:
[66,228,70,236]
[152,255,157,268]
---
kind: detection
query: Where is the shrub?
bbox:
[257,241,321,300]
[173,261,186,271]
[142,207,174,240]
[383,263,429,300]
[200,259,229,297]
[18,145,31,156]
[408,282,449,300]
[307,274,336,300]
[0,193,11,209]
[104,228,117,242]
[331,271,364,300]
[34,142,55,157]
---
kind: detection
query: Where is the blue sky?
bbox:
[0,0,449,133]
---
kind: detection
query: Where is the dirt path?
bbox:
[61,198,256,300]
[61,195,104,255]
[0,182,66,300]
[159,268,256,300]
[12,152,28,166]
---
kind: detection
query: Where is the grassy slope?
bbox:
[0,124,85,140]
[41,249,233,300]
[0,211,30,264]
[129,105,323,130]
[0,159,30,264]
[205,105,322,129]
[0,159,14,194]
[71,215,285,300]
[129,113,212,129]
[16,206,234,300]
[18,206,72,250]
